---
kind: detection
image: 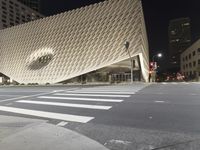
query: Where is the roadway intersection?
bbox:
[0,83,200,149]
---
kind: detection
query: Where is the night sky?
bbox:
[40,0,200,65]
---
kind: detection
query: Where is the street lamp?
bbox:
[152,53,162,62]
[150,53,163,82]
[124,41,133,83]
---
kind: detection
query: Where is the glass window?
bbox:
[9,18,14,21]
[2,6,7,10]
[189,54,191,59]
[2,19,6,23]
[3,24,7,28]
[2,15,7,19]
[193,51,196,56]
[193,61,196,67]
[3,11,7,15]
[2,1,6,5]
[9,13,13,17]
[15,8,19,12]
[9,1,13,4]
[9,5,13,9]
[15,3,19,7]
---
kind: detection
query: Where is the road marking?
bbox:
[57,121,68,126]
[190,93,198,96]
[162,83,167,84]
[38,96,123,103]
[183,82,189,84]
[0,106,94,123]
[0,94,23,97]
[53,90,64,92]
[171,82,178,84]
[154,101,166,103]
[157,92,164,95]
[106,139,132,146]
[54,93,131,98]
[0,88,77,103]
[66,91,135,94]
[5,103,13,106]
[17,100,112,110]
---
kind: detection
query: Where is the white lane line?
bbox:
[183,82,189,84]
[162,83,167,85]
[53,90,64,92]
[66,91,135,94]
[154,101,166,103]
[57,121,68,126]
[0,95,24,97]
[190,93,198,96]
[74,90,134,92]
[0,88,78,103]
[17,100,112,110]
[38,96,123,103]
[0,106,94,123]
[54,93,131,98]
[171,82,178,84]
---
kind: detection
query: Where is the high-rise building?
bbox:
[17,0,40,12]
[168,17,191,72]
[0,0,43,29]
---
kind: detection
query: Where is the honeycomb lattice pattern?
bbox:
[0,0,149,84]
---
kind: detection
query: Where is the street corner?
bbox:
[0,116,109,150]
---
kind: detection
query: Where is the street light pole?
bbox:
[124,41,133,84]
[150,53,163,82]
[152,53,162,63]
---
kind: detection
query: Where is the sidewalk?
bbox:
[0,115,108,150]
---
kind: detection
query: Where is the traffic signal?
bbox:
[149,62,157,71]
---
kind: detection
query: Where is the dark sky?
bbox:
[40,0,200,59]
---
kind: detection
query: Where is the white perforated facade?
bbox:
[0,0,149,84]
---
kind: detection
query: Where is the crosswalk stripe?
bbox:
[57,121,68,126]
[162,83,167,84]
[183,82,189,84]
[38,96,123,102]
[66,91,135,94]
[54,93,130,98]
[172,82,178,84]
[0,106,94,123]
[17,100,112,110]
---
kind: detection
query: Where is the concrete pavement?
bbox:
[0,115,108,150]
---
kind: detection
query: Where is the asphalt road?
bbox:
[0,82,200,149]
